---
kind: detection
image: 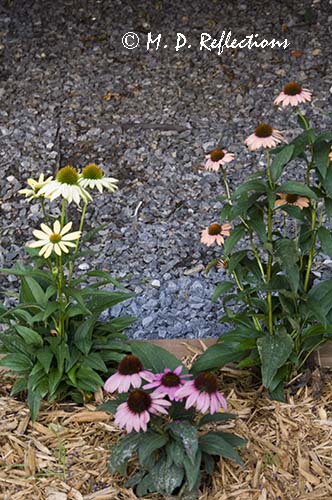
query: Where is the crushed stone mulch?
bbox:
[1,348,332,500]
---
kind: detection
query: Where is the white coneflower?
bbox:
[28,220,81,258]
[39,166,92,206]
[244,123,286,151]
[79,163,118,193]
[19,174,53,201]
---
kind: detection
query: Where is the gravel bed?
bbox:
[0,0,332,339]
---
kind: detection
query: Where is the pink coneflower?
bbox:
[205,148,235,172]
[274,82,312,107]
[114,389,171,433]
[201,223,232,247]
[275,193,310,209]
[143,365,192,401]
[104,355,151,393]
[244,123,286,151]
[175,372,227,414]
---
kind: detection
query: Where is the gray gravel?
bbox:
[1,0,332,339]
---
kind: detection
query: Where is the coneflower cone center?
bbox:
[161,372,180,387]
[255,123,273,138]
[82,163,104,179]
[57,166,79,185]
[210,149,225,161]
[194,372,218,394]
[286,194,298,203]
[128,390,151,413]
[50,233,62,243]
[283,82,302,96]
[208,223,222,236]
[118,355,143,375]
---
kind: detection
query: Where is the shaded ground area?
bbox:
[0,0,332,338]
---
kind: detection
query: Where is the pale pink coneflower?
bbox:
[274,82,312,107]
[114,389,171,433]
[104,355,152,393]
[205,148,235,172]
[244,123,286,151]
[143,365,192,401]
[275,193,310,210]
[175,372,227,414]
[201,223,232,247]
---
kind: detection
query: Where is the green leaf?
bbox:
[308,280,332,324]
[199,432,244,465]
[168,421,198,465]
[150,459,184,495]
[138,431,168,466]
[83,352,107,372]
[27,388,41,423]
[0,353,33,372]
[183,450,202,491]
[166,440,185,467]
[98,399,120,415]
[224,226,245,256]
[211,282,234,302]
[75,366,104,392]
[215,431,247,449]
[233,180,267,198]
[198,413,237,427]
[270,144,295,182]
[109,432,142,475]
[97,315,136,333]
[257,334,293,390]
[318,227,332,256]
[82,290,134,314]
[274,238,300,292]
[277,181,317,200]
[74,313,99,355]
[10,377,28,395]
[314,131,332,144]
[35,348,53,374]
[15,325,43,347]
[191,343,244,374]
[20,277,46,305]
[130,340,185,373]
[313,140,331,179]
[48,367,63,397]
[248,208,267,243]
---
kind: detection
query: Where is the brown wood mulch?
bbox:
[0,346,332,500]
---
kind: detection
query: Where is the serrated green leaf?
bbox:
[150,459,184,495]
[109,432,142,475]
[318,227,332,256]
[130,340,185,373]
[224,226,245,256]
[138,431,168,466]
[199,431,244,465]
[257,334,293,390]
[211,281,234,302]
[270,144,295,182]
[168,421,198,464]
[277,181,317,199]
[198,412,237,427]
[191,343,244,374]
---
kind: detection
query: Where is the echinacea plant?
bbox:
[99,343,245,498]
[0,164,134,420]
[195,82,332,400]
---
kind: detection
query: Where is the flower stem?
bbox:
[221,166,266,282]
[266,150,274,334]
[303,202,318,292]
[56,254,65,335]
[40,198,49,223]
[68,199,88,284]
